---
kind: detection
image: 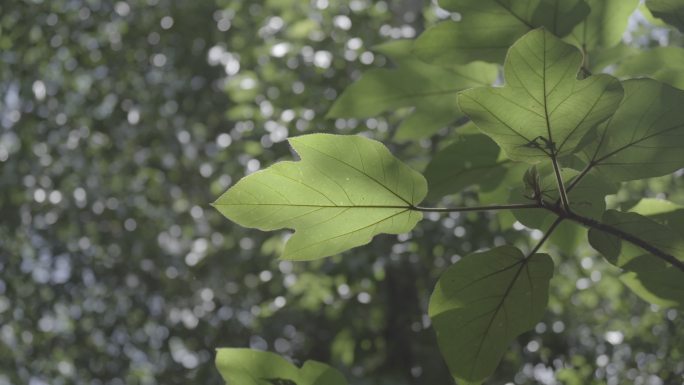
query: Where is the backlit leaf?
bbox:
[580,78,684,181]
[620,255,684,309]
[415,0,589,64]
[646,0,684,32]
[566,0,639,51]
[424,133,508,200]
[371,39,414,60]
[215,348,347,385]
[588,210,684,267]
[429,246,554,383]
[327,58,497,140]
[588,204,684,308]
[213,134,426,260]
[628,198,684,229]
[638,2,669,27]
[458,29,623,163]
[507,166,615,249]
[615,47,684,90]
[510,167,616,229]
[588,43,640,72]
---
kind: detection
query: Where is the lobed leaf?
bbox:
[429,246,554,383]
[502,163,614,249]
[588,204,684,308]
[620,255,684,309]
[213,134,426,260]
[510,167,616,229]
[628,198,684,229]
[580,78,684,181]
[565,0,638,52]
[588,210,684,267]
[370,39,414,60]
[646,0,684,32]
[458,29,623,163]
[327,57,497,141]
[415,0,589,65]
[615,47,684,90]
[215,348,347,385]
[423,133,508,200]
[588,43,640,73]
[592,198,684,260]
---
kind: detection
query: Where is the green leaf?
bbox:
[622,200,684,308]
[588,210,684,267]
[615,47,684,90]
[628,198,684,229]
[638,2,670,27]
[215,348,347,385]
[507,165,615,249]
[646,0,684,32]
[565,0,639,51]
[395,108,460,141]
[587,205,684,308]
[580,78,684,181]
[213,134,426,260]
[588,43,640,73]
[429,246,554,383]
[510,167,616,229]
[327,59,497,140]
[331,329,355,366]
[423,133,508,200]
[458,29,623,163]
[620,255,684,309]
[371,39,414,60]
[415,0,589,64]
[478,162,529,204]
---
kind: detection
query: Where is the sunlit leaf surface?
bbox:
[646,0,684,32]
[458,29,623,163]
[327,56,497,140]
[580,79,684,181]
[566,0,639,51]
[429,246,554,383]
[424,133,507,199]
[615,47,684,90]
[213,134,426,260]
[510,166,616,228]
[215,348,347,385]
[415,0,589,64]
[588,201,684,308]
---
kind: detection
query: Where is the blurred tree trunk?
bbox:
[380,3,426,383]
[382,259,422,384]
[391,0,425,33]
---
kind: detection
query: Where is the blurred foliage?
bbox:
[0,1,682,385]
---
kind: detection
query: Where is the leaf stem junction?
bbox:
[412,200,684,273]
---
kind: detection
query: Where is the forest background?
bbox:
[1,1,683,384]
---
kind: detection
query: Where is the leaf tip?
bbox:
[324,108,338,119]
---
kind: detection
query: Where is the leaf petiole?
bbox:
[411,203,541,213]
[542,202,684,272]
[550,156,572,213]
[526,217,564,257]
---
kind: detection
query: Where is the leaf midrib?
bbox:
[587,82,684,166]
[494,0,535,29]
[214,203,411,209]
[285,209,411,255]
[593,122,684,165]
[293,140,414,206]
[468,259,530,379]
[429,160,510,187]
[541,32,556,159]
